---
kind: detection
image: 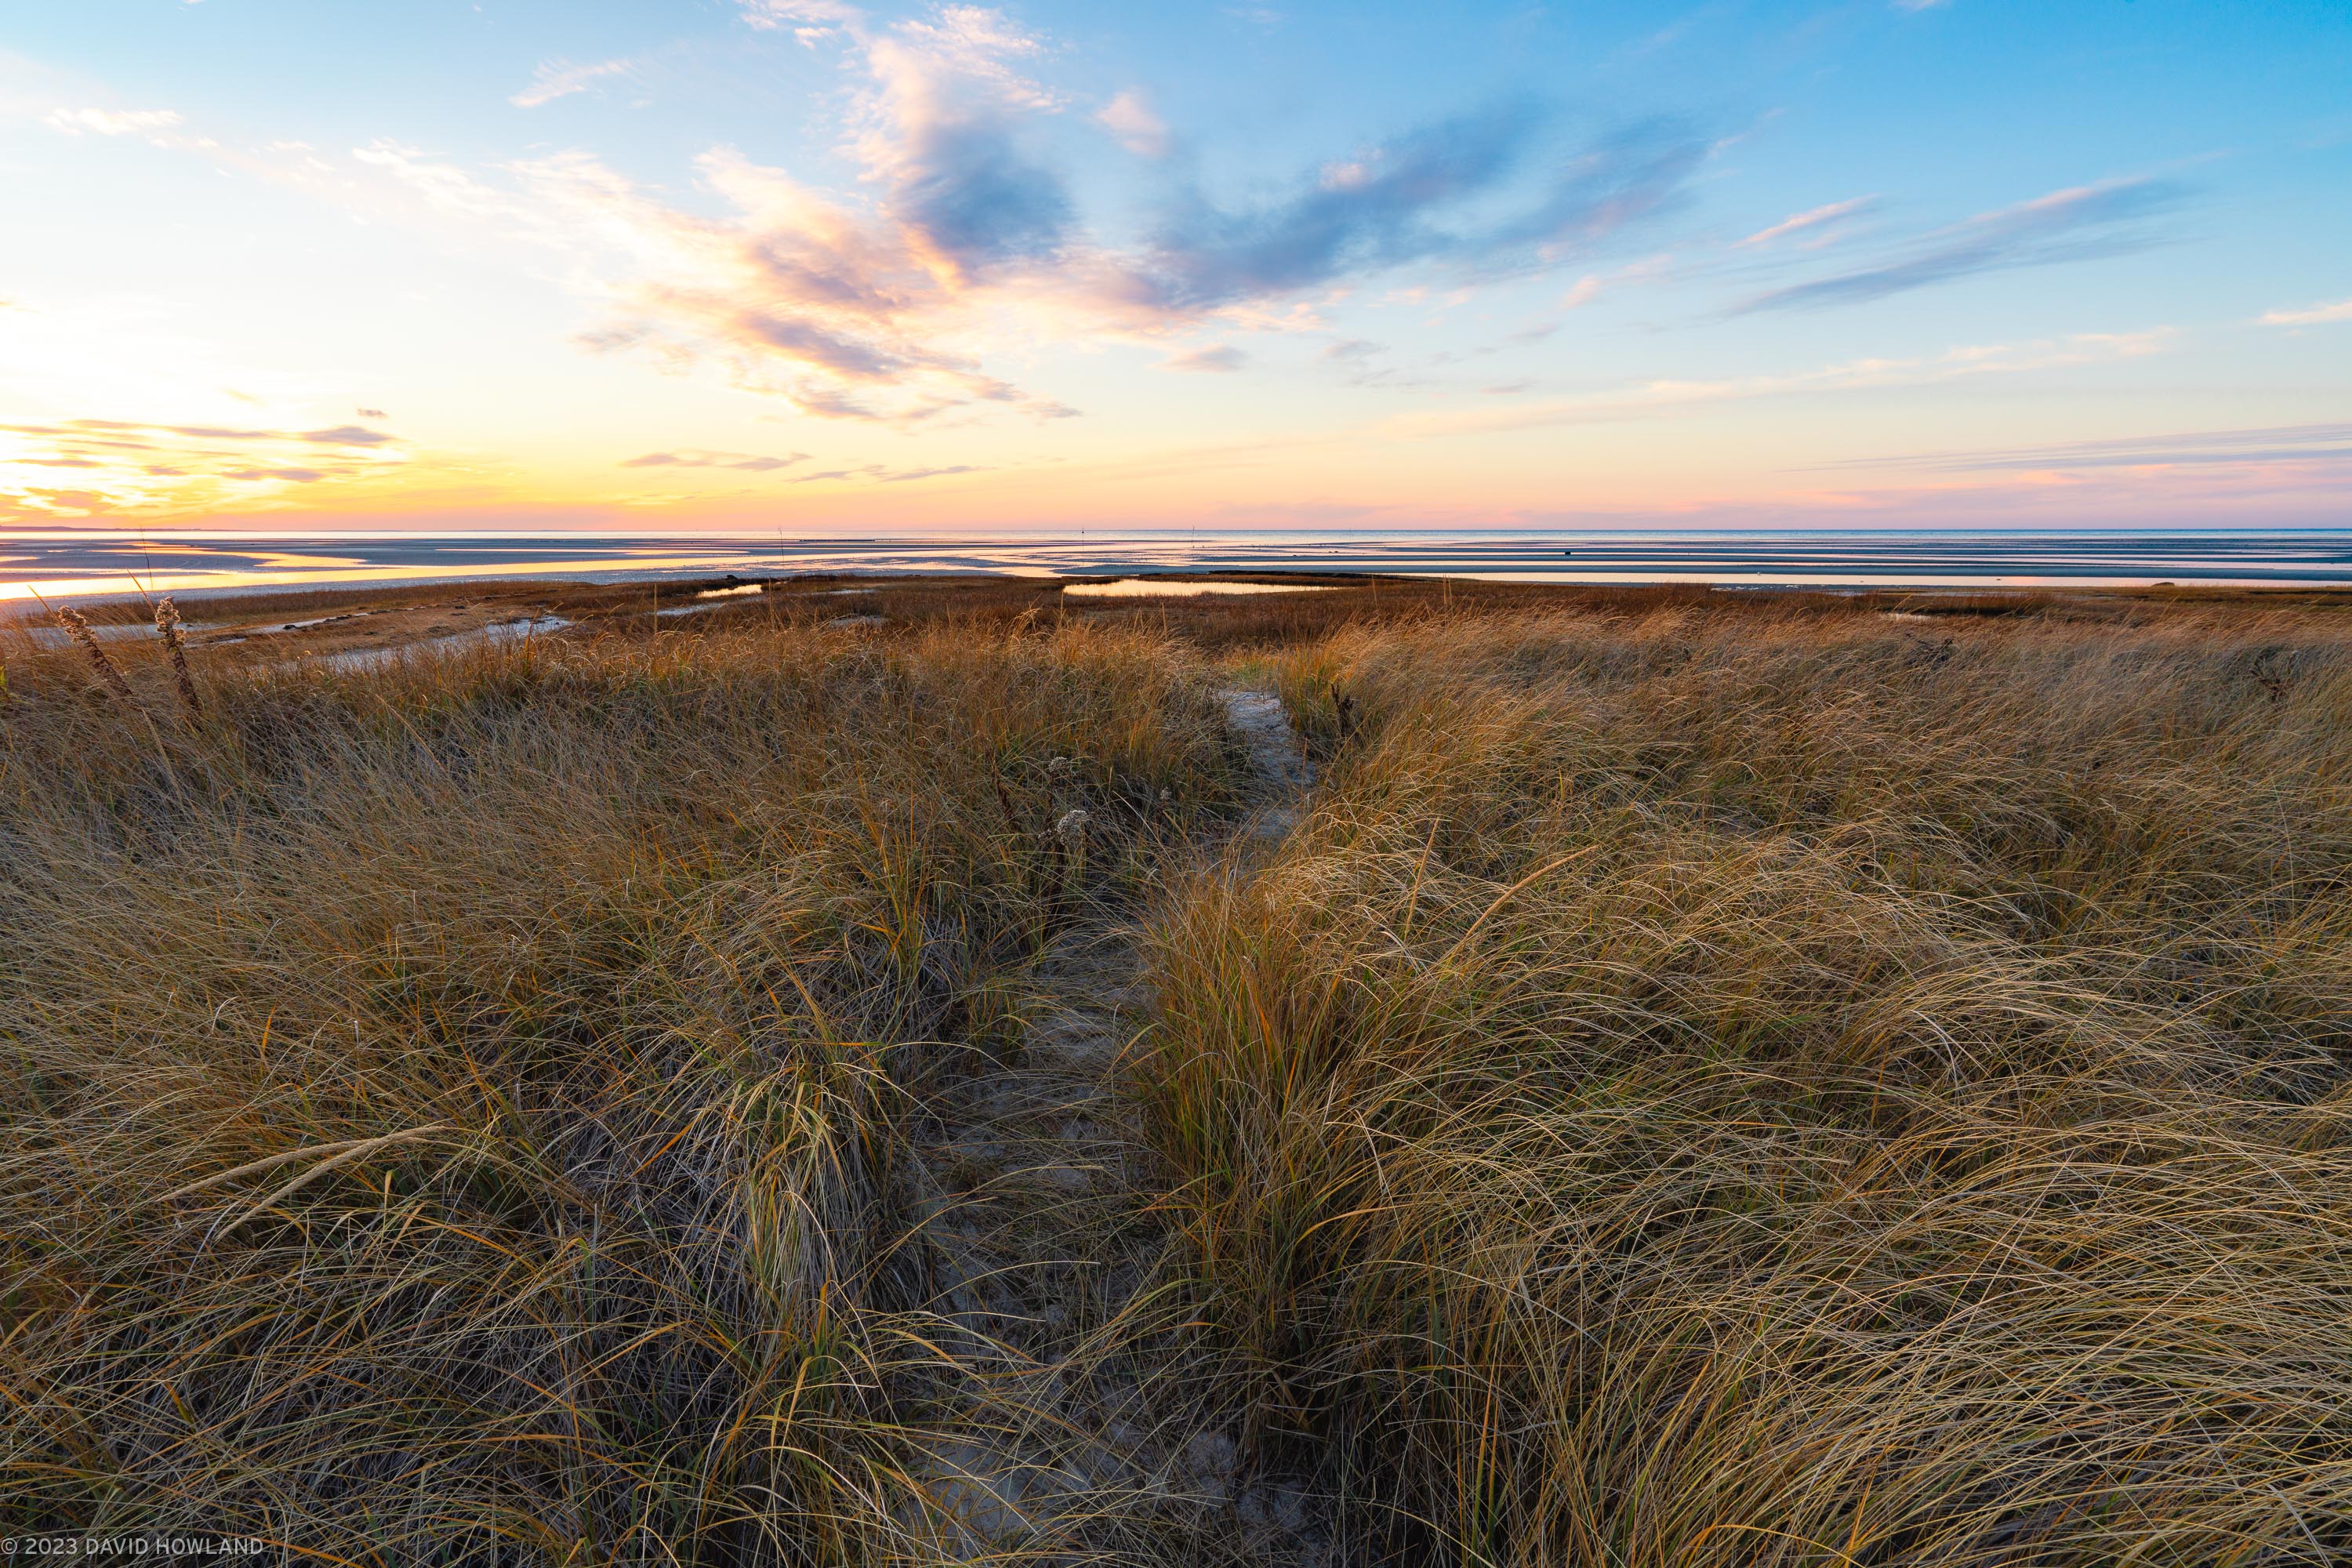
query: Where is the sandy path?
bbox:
[902,686,1324,1563]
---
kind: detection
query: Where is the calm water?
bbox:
[5,528,2352,604]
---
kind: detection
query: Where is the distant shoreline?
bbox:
[5,527,2352,607]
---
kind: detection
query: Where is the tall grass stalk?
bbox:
[152,596,202,719]
[53,608,135,702]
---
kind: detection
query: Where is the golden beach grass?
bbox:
[1140,605,2352,1563]
[0,618,1230,1562]
[6,591,2352,1563]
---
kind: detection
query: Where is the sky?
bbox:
[1,0,2347,537]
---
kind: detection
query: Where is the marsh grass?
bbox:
[9,587,2352,1564]
[0,618,1232,1562]
[1140,607,2352,1565]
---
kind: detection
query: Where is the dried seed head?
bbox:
[154,597,203,719]
[1054,808,1091,841]
[57,609,136,702]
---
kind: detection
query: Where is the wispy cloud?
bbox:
[740,0,866,30]
[1553,252,1674,311]
[1098,89,1170,157]
[619,448,811,470]
[42,107,183,136]
[1736,195,1878,249]
[353,140,514,218]
[2260,296,2352,326]
[0,418,403,519]
[786,460,987,483]
[503,24,1696,423]
[527,142,1061,423]
[53,5,1697,439]
[21,419,397,447]
[1559,274,1604,308]
[1831,421,2352,473]
[1108,109,1703,315]
[860,7,1071,281]
[512,58,632,108]
[1382,328,2172,437]
[879,463,981,481]
[1736,178,2183,313]
[1160,343,1249,372]
[521,6,1090,422]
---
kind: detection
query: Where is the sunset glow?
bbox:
[3,2,2346,537]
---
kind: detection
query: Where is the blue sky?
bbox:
[1,0,2346,533]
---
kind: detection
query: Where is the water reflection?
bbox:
[311,615,575,673]
[1062,579,1332,597]
[4,528,2350,604]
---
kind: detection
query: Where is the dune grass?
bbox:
[1137,605,2352,1564]
[8,590,2352,1563]
[0,618,1231,1561]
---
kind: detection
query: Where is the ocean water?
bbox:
[4,528,2350,604]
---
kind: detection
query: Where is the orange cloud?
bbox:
[0,419,405,521]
